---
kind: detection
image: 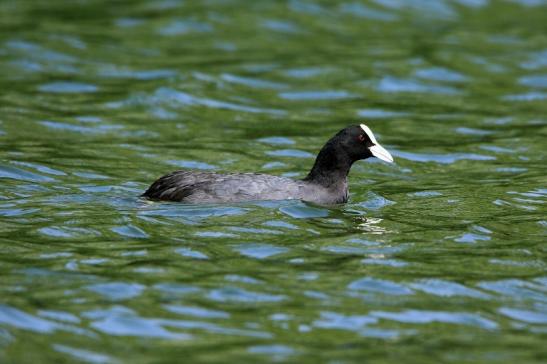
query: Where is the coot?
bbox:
[142,124,393,204]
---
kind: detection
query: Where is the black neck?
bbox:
[303,140,353,188]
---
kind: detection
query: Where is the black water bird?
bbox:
[142,124,393,204]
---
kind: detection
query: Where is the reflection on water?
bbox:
[1,0,546,362]
[356,217,390,234]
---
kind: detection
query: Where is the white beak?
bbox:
[360,123,394,163]
[369,143,394,163]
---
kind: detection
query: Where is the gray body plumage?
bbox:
[143,170,348,204]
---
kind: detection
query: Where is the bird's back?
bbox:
[142,170,307,203]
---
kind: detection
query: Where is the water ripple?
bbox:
[40,121,122,134]
[519,74,547,89]
[85,306,190,339]
[377,76,461,94]
[477,279,547,302]
[248,344,296,358]
[175,247,209,260]
[313,311,377,331]
[38,82,97,93]
[163,305,229,319]
[111,225,149,239]
[393,150,495,164]
[409,279,490,298]
[348,277,414,295]
[278,90,355,100]
[261,19,301,34]
[370,310,498,330]
[0,164,56,182]
[0,305,61,333]
[158,19,213,36]
[234,243,289,259]
[221,73,288,90]
[279,203,329,218]
[339,2,397,21]
[86,283,145,301]
[266,149,314,158]
[498,307,547,324]
[208,287,286,303]
[53,344,118,364]
[414,67,469,83]
[153,87,286,115]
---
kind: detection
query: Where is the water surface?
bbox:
[1,0,546,363]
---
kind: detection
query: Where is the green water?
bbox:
[1,0,546,362]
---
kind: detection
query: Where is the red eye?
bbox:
[358,134,365,142]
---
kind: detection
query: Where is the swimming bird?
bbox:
[142,124,393,204]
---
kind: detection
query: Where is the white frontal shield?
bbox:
[360,124,394,163]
